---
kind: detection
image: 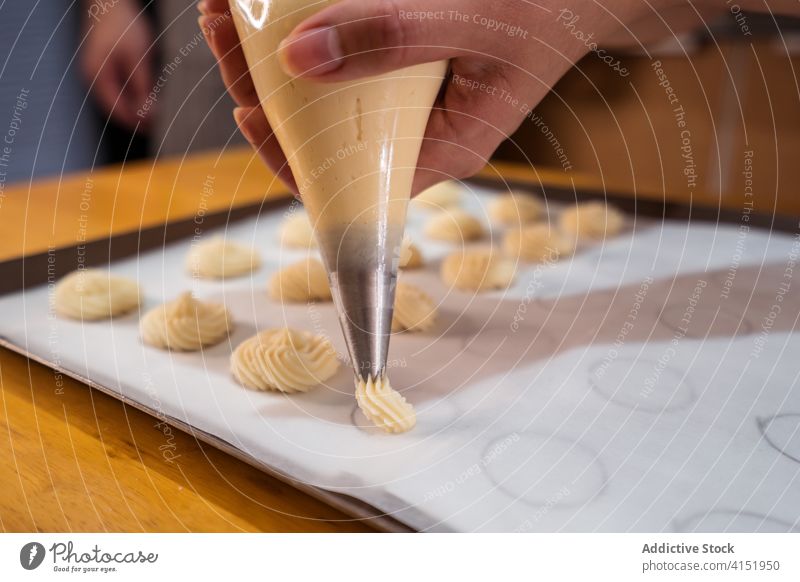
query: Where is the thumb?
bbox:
[278,0,480,80]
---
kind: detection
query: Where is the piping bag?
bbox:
[230,1,447,431]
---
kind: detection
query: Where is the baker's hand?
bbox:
[199,0,673,194]
[199,0,298,190]
[81,0,155,131]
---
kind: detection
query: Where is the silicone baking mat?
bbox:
[1,185,798,532]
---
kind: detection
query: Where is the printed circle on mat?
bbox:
[589,357,695,413]
[658,303,753,339]
[675,510,799,533]
[758,414,800,464]
[484,432,606,508]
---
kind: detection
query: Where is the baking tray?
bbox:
[1,177,799,533]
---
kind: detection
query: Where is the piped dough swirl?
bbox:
[413,180,461,211]
[489,192,544,226]
[392,282,437,332]
[140,292,232,351]
[559,201,624,240]
[441,249,516,291]
[503,224,575,262]
[268,257,331,303]
[399,237,423,269]
[355,375,416,434]
[54,269,141,320]
[280,212,317,249]
[231,328,339,393]
[424,209,484,243]
[186,236,260,279]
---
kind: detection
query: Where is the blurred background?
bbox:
[0,1,244,184]
[1,1,798,217]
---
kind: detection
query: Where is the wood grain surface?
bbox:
[0,348,372,532]
[0,147,580,262]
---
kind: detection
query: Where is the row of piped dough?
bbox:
[411,181,626,293]
[415,180,624,242]
[53,265,427,434]
[272,183,619,296]
[278,190,623,296]
[53,265,436,349]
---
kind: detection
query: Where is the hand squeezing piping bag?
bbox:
[229,0,447,382]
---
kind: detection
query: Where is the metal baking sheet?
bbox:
[1,183,799,532]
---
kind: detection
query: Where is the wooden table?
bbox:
[0,148,576,532]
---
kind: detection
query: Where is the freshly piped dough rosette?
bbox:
[54,269,141,320]
[355,375,416,434]
[489,192,544,226]
[559,201,624,240]
[186,237,260,279]
[503,224,575,262]
[392,282,437,332]
[424,208,485,243]
[231,328,339,393]
[441,249,516,291]
[140,292,232,351]
[268,258,331,303]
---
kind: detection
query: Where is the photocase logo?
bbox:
[20,542,46,570]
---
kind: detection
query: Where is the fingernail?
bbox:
[197,1,207,15]
[233,108,254,143]
[278,26,342,77]
[198,16,209,35]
